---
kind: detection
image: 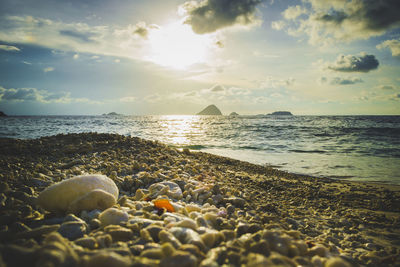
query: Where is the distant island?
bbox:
[197,104,222,115]
[229,112,239,116]
[267,111,293,116]
[0,111,7,117]
[102,112,123,116]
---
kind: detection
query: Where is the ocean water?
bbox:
[1,115,399,184]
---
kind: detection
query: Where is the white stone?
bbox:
[37,174,119,213]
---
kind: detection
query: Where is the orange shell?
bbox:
[154,199,175,212]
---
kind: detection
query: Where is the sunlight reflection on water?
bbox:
[1,115,399,184]
[157,115,203,145]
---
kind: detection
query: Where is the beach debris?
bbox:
[154,199,175,212]
[37,174,119,213]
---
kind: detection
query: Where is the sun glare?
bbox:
[148,21,212,69]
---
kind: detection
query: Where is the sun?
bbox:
[147,20,212,69]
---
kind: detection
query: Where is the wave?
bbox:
[289,149,327,154]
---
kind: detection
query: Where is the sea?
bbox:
[1,115,399,185]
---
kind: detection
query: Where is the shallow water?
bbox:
[1,115,399,184]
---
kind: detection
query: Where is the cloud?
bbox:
[73,54,79,60]
[132,22,159,38]
[171,84,252,105]
[210,84,225,92]
[320,76,363,85]
[389,93,400,101]
[145,94,161,103]
[280,0,400,45]
[0,85,100,104]
[215,40,224,48]
[0,44,20,51]
[202,84,251,96]
[376,39,400,57]
[271,20,286,30]
[0,15,152,62]
[377,84,396,90]
[59,29,97,43]
[119,96,135,102]
[181,0,262,34]
[43,67,54,72]
[326,53,379,72]
[0,87,38,101]
[282,5,307,20]
[258,76,295,89]
[0,86,69,103]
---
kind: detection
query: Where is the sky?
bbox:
[0,0,399,115]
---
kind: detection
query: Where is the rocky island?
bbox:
[102,112,123,116]
[0,111,7,117]
[268,111,293,116]
[197,105,222,115]
[229,112,239,116]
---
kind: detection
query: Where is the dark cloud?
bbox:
[133,27,149,38]
[133,27,148,38]
[282,0,400,44]
[59,29,96,43]
[356,0,400,31]
[133,22,159,38]
[316,10,347,25]
[182,0,262,34]
[316,0,400,32]
[327,53,379,72]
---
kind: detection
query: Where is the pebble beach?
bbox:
[0,133,399,266]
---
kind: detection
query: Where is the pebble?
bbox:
[86,251,130,267]
[99,208,129,227]
[160,251,198,267]
[325,257,352,267]
[16,224,60,239]
[105,225,133,242]
[58,221,87,240]
[75,236,98,249]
